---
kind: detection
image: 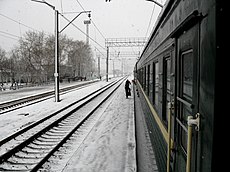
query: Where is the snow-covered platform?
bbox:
[0,79,137,172]
[62,82,136,172]
[0,77,160,172]
[133,84,159,172]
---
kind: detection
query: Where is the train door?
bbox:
[162,56,171,126]
[174,23,200,172]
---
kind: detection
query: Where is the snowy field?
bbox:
[0,80,98,103]
[0,80,108,140]
[0,76,136,172]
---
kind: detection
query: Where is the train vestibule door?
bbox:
[174,23,200,172]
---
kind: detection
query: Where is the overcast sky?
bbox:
[0,0,165,73]
[0,0,165,50]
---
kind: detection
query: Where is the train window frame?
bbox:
[153,61,159,110]
[144,66,146,91]
[178,49,194,153]
[140,68,143,87]
[162,56,171,127]
[147,64,151,96]
[152,62,155,105]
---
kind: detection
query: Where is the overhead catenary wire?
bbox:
[1,0,115,57]
[0,10,106,56]
[0,30,21,39]
[91,20,106,40]
[0,12,53,45]
[59,0,108,56]
[145,4,156,38]
[74,0,117,52]
[0,13,42,33]
[56,0,108,56]
[74,0,143,59]
[0,33,19,41]
[74,0,106,40]
[59,13,106,52]
[60,0,63,14]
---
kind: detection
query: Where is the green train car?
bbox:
[134,0,224,171]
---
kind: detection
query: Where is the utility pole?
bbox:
[121,57,124,76]
[31,0,91,102]
[97,55,100,79]
[84,13,91,45]
[113,60,115,77]
[106,46,109,82]
[31,0,60,102]
[54,10,59,102]
[84,20,91,45]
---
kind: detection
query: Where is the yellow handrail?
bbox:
[167,102,172,172]
[186,116,193,172]
[186,114,200,172]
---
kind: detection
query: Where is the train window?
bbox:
[143,66,146,91]
[182,51,193,101]
[152,62,155,104]
[153,62,159,110]
[162,57,171,126]
[179,49,193,151]
[147,64,150,96]
[140,68,143,86]
[138,68,142,86]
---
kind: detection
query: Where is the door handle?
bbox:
[186,113,200,172]
[188,113,200,131]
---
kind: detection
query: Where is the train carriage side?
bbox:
[134,0,218,171]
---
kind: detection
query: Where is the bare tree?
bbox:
[0,47,8,83]
[66,40,94,79]
[2,30,95,85]
[17,31,46,84]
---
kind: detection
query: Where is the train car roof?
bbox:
[138,0,174,63]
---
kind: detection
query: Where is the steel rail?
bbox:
[0,77,126,171]
[0,80,116,147]
[0,80,98,112]
[32,78,125,171]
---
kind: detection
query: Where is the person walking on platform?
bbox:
[125,79,131,98]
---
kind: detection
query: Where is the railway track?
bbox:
[0,77,125,171]
[0,80,99,114]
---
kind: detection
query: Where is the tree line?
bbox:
[0,31,95,85]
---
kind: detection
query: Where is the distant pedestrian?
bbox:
[0,82,5,91]
[125,79,131,98]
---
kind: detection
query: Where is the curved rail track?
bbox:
[0,80,99,114]
[0,77,126,171]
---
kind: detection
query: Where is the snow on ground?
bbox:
[134,88,159,172]
[62,82,136,172]
[0,76,136,172]
[0,80,97,103]
[0,80,109,140]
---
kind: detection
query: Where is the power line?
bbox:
[91,20,106,40]
[145,4,156,38]
[0,13,41,33]
[74,0,107,42]
[60,0,63,13]
[94,46,106,58]
[59,13,106,51]
[73,0,117,53]
[0,30,21,39]
[75,0,86,12]
[0,33,19,41]
[0,10,106,55]
[71,0,110,53]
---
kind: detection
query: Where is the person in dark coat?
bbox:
[125,79,131,98]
